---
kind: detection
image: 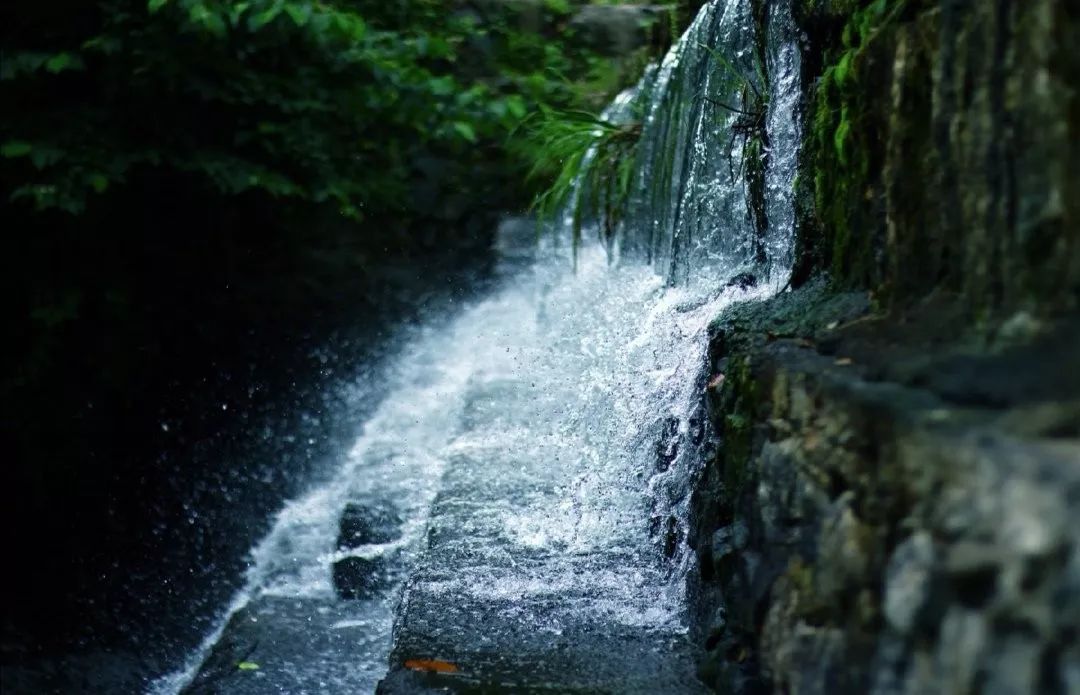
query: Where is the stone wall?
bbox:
[693,285,1080,694]
[790,0,1080,320]
[693,3,1080,689]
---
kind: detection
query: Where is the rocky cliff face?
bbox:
[695,286,1080,693]
[693,1,1080,693]
[792,0,1079,317]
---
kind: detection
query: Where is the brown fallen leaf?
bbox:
[707,373,726,389]
[404,658,459,674]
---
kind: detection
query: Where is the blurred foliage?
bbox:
[0,0,644,219]
[0,0,664,390]
[0,0,661,540]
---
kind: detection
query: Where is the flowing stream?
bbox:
[157,0,801,691]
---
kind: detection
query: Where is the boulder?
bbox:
[337,502,402,550]
[332,556,388,600]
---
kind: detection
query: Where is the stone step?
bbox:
[182,596,394,694]
[381,567,707,693]
[377,431,708,692]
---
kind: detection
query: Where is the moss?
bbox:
[786,557,814,596]
[879,13,941,304]
[718,355,759,512]
[799,0,864,21]
[833,51,854,85]
[802,0,915,289]
[784,558,831,625]
[832,107,852,163]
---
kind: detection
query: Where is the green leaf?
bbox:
[428,76,455,97]
[506,95,527,120]
[426,36,452,59]
[44,52,85,74]
[204,12,227,36]
[283,3,310,27]
[189,4,227,36]
[349,14,366,39]
[249,5,283,31]
[30,145,64,169]
[328,12,366,41]
[452,122,477,143]
[88,173,110,194]
[339,202,361,220]
[2,141,32,158]
[228,2,251,25]
[82,35,122,55]
[237,662,260,671]
[148,0,169,13]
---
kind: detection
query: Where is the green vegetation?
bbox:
[518,107,642,256]
[1,0,660,394]
[1,0,629,220]
[2,0,581,423]
[717,356,758,515]
[803,0,914,287]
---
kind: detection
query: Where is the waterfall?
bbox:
[614,0,800,287]
[155,0,803,691]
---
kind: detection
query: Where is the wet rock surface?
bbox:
[694,284,1080,694]
[174,241,739,693]
[183,597,396,694]
[337,504,403,549]
[333,504,404,599]
[791,0,1079,316]
[379,358,709,693]
[333,556,392,600]
[568,4,672,55]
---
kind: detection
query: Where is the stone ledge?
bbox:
[694,284,1080,694]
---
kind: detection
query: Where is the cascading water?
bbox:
[157,0,802,690]
[619,0,800,285]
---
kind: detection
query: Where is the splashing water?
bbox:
[155,0,802,690]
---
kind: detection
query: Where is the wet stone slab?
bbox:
[182,596,395,694]
[379,435,708,692]
[382,564,709,693]
[381,623,707,694]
